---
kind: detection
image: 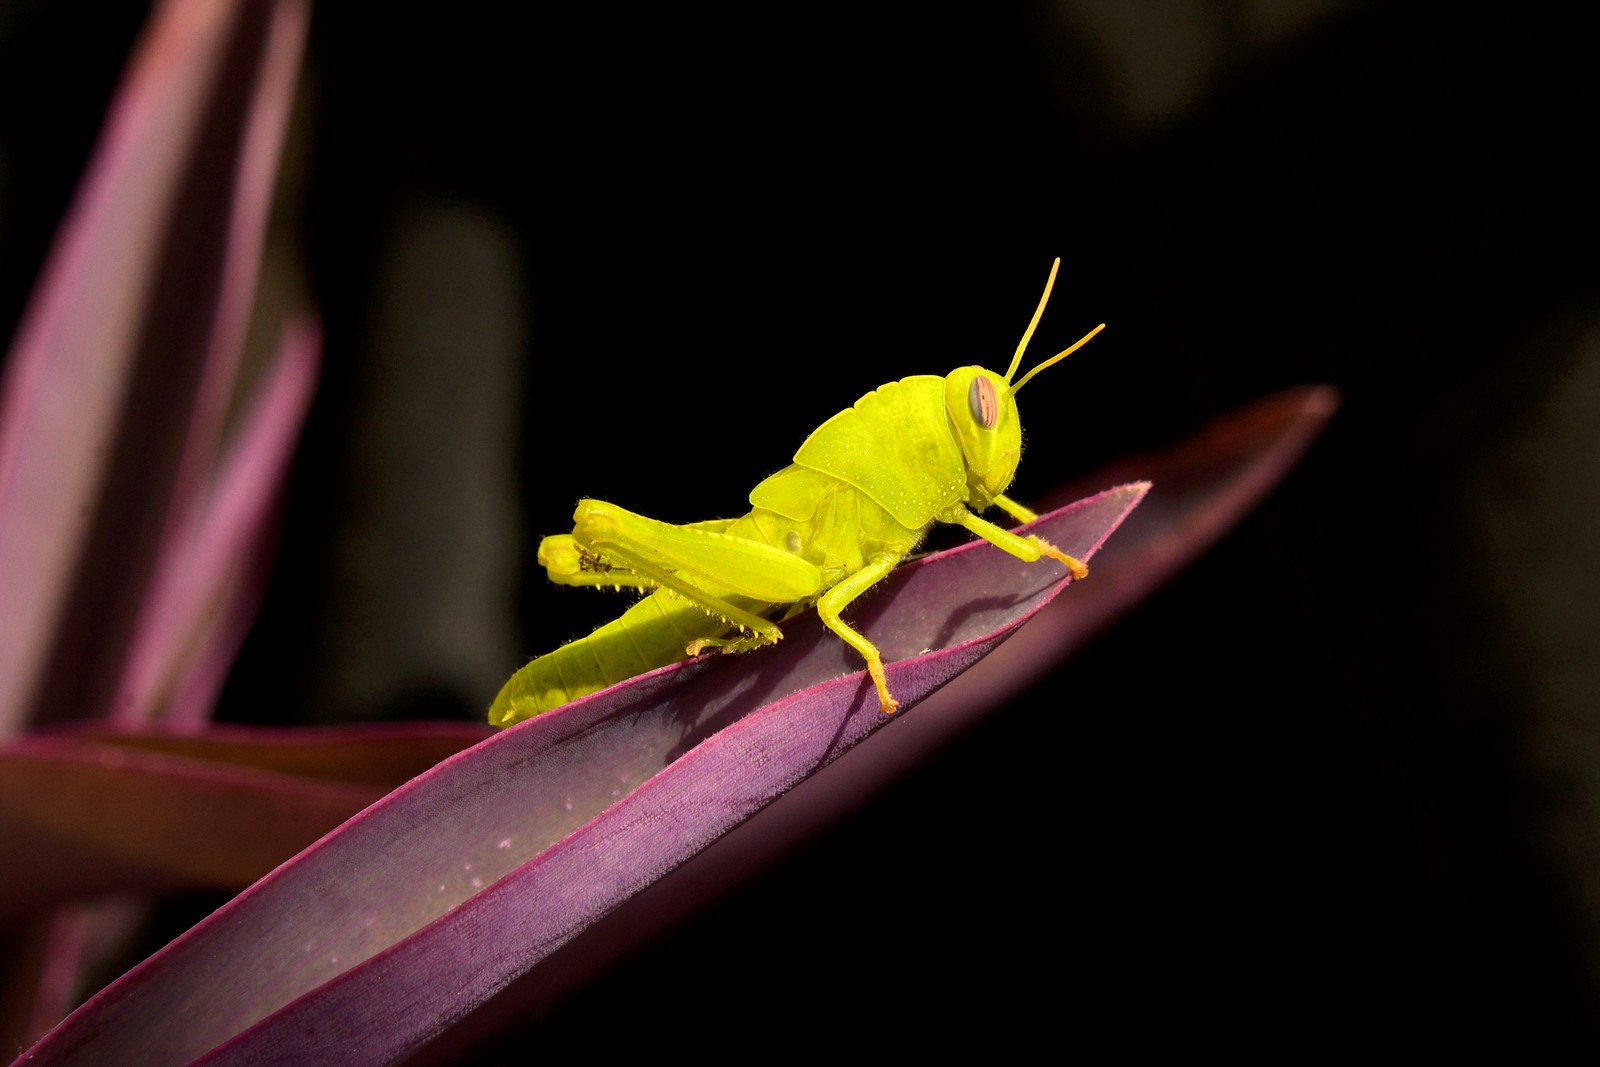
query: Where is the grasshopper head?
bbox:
[945,366,1022,511]
[946,259,1104,513]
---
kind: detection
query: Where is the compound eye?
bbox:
[968,375,999,429]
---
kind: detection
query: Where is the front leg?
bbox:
[943,504,1088,580]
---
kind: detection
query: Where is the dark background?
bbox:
[4,0,1598,1054]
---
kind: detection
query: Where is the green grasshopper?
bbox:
[488,260,1102,727]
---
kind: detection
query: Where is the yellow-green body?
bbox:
[489,262,1101,728]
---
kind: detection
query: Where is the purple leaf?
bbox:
[16,485,1145,1066]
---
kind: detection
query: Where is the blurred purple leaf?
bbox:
[0,723,493,922]
[111,315,321,727]
[15,485,1145,1065]
[0,737,379,922]
[1019,385,1341,666]
[67,721,495,789]
[0,0,313,734]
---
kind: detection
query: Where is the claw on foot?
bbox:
[1033,536,1088,581]
[868,659,899,714]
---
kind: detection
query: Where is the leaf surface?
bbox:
[18,486,1145,1066]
